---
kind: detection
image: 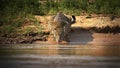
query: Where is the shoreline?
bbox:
[0,15,120,44]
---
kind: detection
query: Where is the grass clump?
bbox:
[1,0,120,16]
[40,0,120,15]
[0,0,120,36]
[0,0,43,36]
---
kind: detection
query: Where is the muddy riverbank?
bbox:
[0,15,120,45]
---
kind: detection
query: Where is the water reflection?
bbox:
[0,44,120,68]
[0,44,120,56]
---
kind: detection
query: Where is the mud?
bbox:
[0,15,120,45]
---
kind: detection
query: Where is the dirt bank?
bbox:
[34,27,120,46]
[0,15,120,45]
[34,15,120,45]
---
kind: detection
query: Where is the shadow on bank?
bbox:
[69,27,93,45]
[88,25,120,34]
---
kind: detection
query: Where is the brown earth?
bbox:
[33,15,120,45]
[0,15,120,45]
[34,25,120,46]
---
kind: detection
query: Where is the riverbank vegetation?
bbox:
[0,0,120,44]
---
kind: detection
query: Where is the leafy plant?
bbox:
[0,25,15,34]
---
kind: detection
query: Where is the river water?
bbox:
[0,44,120,68]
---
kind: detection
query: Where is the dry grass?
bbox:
[73,15,120,27]
[76,15,120,33]
[35,15,120,33]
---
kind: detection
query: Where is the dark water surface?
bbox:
[0,44,120,68]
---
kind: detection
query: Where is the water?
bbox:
[0,44,120,68]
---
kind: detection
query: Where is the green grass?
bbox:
[0,0,120,37]
[40,0,119,15]
[1,0,120,16]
